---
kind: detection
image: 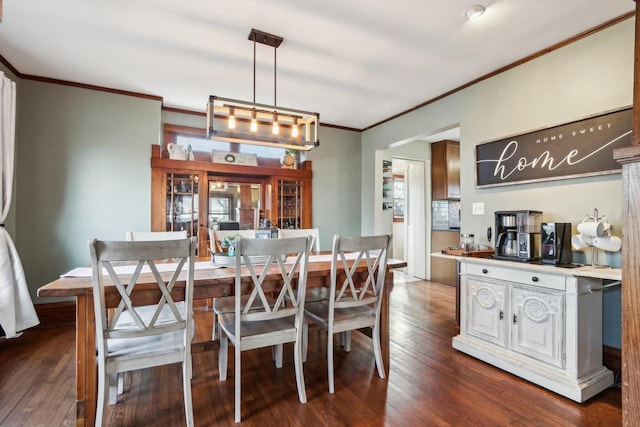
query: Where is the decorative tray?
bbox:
[441,247,495,258]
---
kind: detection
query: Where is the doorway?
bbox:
[392,157,428,279]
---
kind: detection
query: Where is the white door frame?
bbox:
[397,157,429,279]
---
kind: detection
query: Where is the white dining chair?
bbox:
[125,230,188,241]
[217,236,311,423]
[119,229,191,395]
[279,228,320,252]
[209,229,263,341]
[89,237,197,427]
[303,234,391,393]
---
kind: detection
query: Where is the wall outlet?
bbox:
[472,202,484,215]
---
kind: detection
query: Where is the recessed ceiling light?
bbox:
[466,5,486,20]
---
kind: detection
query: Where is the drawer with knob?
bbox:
[465,263,566,291]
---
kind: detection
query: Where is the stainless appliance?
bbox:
[541,222,572,264]
[494,210,542,262]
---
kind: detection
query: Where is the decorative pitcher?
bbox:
[167,143,194,161]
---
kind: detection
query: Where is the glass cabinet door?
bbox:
[277,179,302,229]
[166,173,199,238]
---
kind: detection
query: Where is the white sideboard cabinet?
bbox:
[453,259,615,402]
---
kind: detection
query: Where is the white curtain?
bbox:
[0,72,39,338]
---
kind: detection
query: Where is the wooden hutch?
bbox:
[151,126,312,255]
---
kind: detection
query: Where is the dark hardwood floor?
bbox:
[0,274,621,426]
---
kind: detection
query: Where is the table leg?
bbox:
[75,295,97,427]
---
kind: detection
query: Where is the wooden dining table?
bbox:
[37,254,406,427]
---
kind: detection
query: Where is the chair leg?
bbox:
[274,344,283,368]
[302,322,308,363]
[344,330,351,352]
[234,345,242,423]
[294,336,307,403]
[96,361,108,427]
[212,311,218,341]
[328,329,335,394]
[183,358,194,427]
[219,335,228,381]
[108,373,118,405]
[372,323,386,379]
[117,372,124,395]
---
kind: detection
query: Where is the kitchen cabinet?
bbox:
[431,140,460,200]
[430,230,459,287]
[453,259,613,402]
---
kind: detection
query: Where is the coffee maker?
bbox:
[494,210,542,262]
[541,222,572,264]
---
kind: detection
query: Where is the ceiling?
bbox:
[0,1,634,130]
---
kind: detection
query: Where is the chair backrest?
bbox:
[329,234,391,311]
[210,229,257,253]
[279,228,320,252]
[234,236,311,327]
[125,230,188,241]
[89,237,197,348]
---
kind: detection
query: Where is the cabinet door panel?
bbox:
[511,285,565,368]
[467,278,507,347]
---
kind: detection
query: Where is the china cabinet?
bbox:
[165,173,199,238]
[453,259,614,402]
[150,145,312,255]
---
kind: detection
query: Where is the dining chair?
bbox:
[119,229,191,395]
[279,228,325,310]
[279,228,320,252]
[210,228,268,341]
[89,237,197,427]
[125,230,188,241]
[217,236,311,423]
[303,234,391,393]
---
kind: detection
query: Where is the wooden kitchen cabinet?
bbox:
[431,140,460,200]
[454,259,613,402]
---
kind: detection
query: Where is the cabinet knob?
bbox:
[482,269,488,274]
[531,276,539,282]
[513,314,518,324]
[499,310,504,320]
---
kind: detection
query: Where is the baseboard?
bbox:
[34,301,76,328]
[603,345,621,385]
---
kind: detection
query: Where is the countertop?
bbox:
[432,252,622,281]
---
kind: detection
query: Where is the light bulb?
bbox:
[291,118,299,138]
[250,109,258,132]
[228,108,236,130]
[272,112,279,135]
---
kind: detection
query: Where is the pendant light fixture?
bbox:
[207,29,320,151]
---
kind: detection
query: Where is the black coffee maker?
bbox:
[541,222,572,264]
[494,210,542,262]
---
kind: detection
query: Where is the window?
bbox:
[175,136,285,159]
[209,194,234,223]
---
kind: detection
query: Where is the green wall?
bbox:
[361,18,634,348]
[16,81,161,302]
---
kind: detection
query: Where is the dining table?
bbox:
[37,253,407,427]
